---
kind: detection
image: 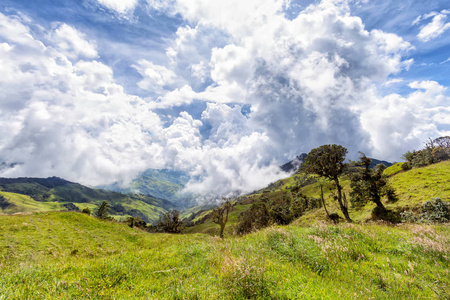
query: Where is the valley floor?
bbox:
[1,212,449,299]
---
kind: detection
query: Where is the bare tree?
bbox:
[212,198,233,239]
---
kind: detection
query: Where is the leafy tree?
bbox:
[96,200,110,220]
[157,210,185,233]
[302,144,352,222]
[126,216,146,229]
[236,200,271,235]
[403,136,450,168]
[269,192,294,225]
[236,191,321,234]
[350,153,393,213]
[212,198,233,239]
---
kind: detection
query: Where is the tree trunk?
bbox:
[373,194,387,212]
[334,178,352,223]
[320,185,331,219]
[219,223,225,239]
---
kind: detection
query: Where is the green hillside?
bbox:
[100,169,198,208]
[1,211,448,299]
[0,177,177,223]
[185,161,450,232]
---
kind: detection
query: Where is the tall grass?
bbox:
[1,212,449,299]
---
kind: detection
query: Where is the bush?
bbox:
[96,201,111,220]
[236,192,322,234]
[157,210,185,233]
[81,208,91,215]
[371,207,401,223]
[401,162,411,171]
[236,202,271,235]
[420,198,450,222]
[401,198,450,223]
[126,216,146,228]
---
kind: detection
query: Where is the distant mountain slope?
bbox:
[100,169,198,208]
[368,158,392,168]
[0,177,177,222]
[280,153,308,173]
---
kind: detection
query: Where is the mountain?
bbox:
[368,158,393,168]
[100,169,198,208]
[0,176,177,222]
[280,153,308,173]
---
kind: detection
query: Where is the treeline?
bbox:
[236,191,322,234]
[402,136,450,169]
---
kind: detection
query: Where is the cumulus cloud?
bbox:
[52,24,98,59]
[415,10,450,42]
[1,0,449,200]
[132,59,177,93]
[0,12,162,186]
[360,81,450,159]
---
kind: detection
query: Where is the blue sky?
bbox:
[0,0,449,195]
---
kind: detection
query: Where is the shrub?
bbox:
[96,201,111,220]
[401,198,450,223]
[81,208,91,215]
[420,198,450,222]
[126,216,146,228]
[401,162,411,171]
[63,203,80,212]
[328,212,340,224]
[157,210,185,233]
[371,207,401,223]
[236,202,271,235]
[236,192,323,235]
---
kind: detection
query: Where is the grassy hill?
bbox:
[0,211,448,299]
[0,177,177,223]
[99,169,198,208]
[185,161,450,233]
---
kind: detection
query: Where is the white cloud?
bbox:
[149,85,196,109]
[0,12,162,186]
[384,78,403,86]
[416,10,450,42]
[96,0,138,14]
[440,57,450,64]
[52,24,98,59]
[360,81,450,160]
[132,59,177,92]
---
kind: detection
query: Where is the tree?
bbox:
[350,153,392,213]
[126,216,146,229]
[403,136,450,168]
[96,200,110,220]
[236,201,271,235]
[302,144,352,222]
[212,198,233,239]
[157,210,185,233]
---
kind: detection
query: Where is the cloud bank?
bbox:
[0,0,449,198]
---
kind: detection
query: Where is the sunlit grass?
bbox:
[1,211,448,299]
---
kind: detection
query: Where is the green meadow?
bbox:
[1,212,449,299]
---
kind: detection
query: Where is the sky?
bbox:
[0,0,449,196]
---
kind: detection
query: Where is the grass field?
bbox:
[0,211,449,299]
